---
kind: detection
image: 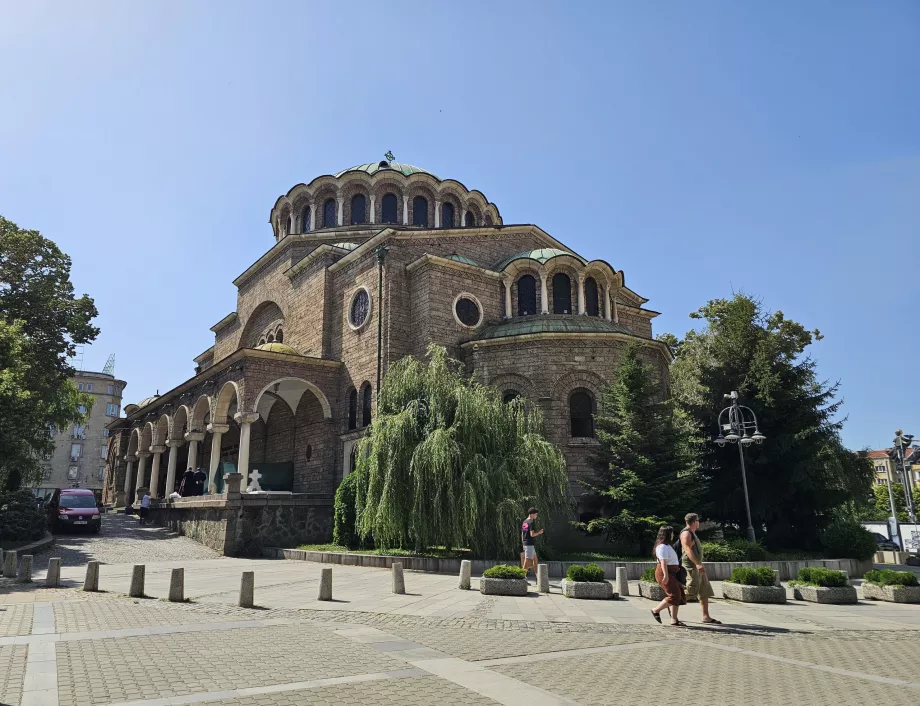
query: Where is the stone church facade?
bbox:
[106,160,669,531]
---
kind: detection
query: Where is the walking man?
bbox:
[520,507,543,579]
[680,513,721,624]
[178,467,195,497]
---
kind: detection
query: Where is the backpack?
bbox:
[673,528,690,560]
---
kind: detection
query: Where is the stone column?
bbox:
[123,458,134,501]
[309,203,316,231]
[165,440,182,496]
[185,431,204,473]
[135,452,149,494]
[502,278,513,319]
[577,274,586,315]
[149,446,166,499]
[613,296,619,323]
[603,284,612,321]
[207,423,230,493]
[539,270,549,314]
[336,196,344,226]
[460,208,466,227]
[402,195,409,225]
[369,194,376,224]
[434,200,441,228]
[234,412,260,490]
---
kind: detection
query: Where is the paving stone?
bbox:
[0,602,32,636]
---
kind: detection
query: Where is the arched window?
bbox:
[351,194,366,225]
[266,333,274,343]
[412,196,428,227]
[570,389,595,437]
[258,338,266,346]
[286,216,292,236]
[362,386,372,426]
[275,328,283,343]
[348,388,358,430]
[323,198,337,228]
[381,193,398,224]
[584,277,600,316]
[503,390,520,404]
[484,214,494,225]
[300,206,311,232]
[517,275,537,316]
[441,202,454,228]
[553,273,572,314]
[349,445,358,474]
[465,211,475,227]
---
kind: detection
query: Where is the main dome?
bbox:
[335,161,438,179]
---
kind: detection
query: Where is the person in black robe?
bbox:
[193,467,208,495]
[178,467,196,496]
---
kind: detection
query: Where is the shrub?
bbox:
[332,473,360,549]
[794,567,848,588]
[641,567,656,582]
[727,567,776,586]
[0,490,46,543]
[820,519,878,561]
[726,539,768,561]
[864,569,918,587]
[566,563,606,582]
[701,542,743,562]
[483,564,526,580]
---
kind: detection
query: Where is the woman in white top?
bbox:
[650,525,687,626]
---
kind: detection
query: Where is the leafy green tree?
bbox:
[581,344,704,553]
[0,217,98,489]
[353,345,571,558]
[869,483,909,522]
[669,293,874,548]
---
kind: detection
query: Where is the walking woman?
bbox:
[650,525,687,626]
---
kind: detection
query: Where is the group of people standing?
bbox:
[168,467,207,499]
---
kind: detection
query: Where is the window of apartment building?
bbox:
[103,429,110,438]
[78,405,86,415]
[43,468,52,482]
[107,384,114,394]
[70,443,82,459]
[68,466,78,480]
[106,403,119,416]
[78,383,83,391]
[98,467,105,480]
[72,424,86,439]
[100,445,107,459]
[86,383,92,392]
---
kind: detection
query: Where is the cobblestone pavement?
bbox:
[0,644,27,706]
[0,603,32,636]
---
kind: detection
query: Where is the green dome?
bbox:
[255,342,299,355]
[137,395,159,408]
[496,248,583,270]
[335,161,438,179]
[475,315,633,341]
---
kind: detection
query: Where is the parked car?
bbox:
[871,532,900,551]
[45,488,101,533]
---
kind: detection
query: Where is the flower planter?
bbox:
[792,585,857,604]
[862,583,920,604]
[561,579,615,600]
[638,580,665,601]
[722,582,786,604]
[479,577,528,596]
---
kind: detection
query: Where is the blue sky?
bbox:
[1,1,917,450]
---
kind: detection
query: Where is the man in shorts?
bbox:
[520,507,544,579]
[680,512,721,624]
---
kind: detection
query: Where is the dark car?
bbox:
[872,532,900,551]
[46,488,101,533]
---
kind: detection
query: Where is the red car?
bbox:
[46,488,101,533]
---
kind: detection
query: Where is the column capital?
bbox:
[166,440,184,448]
[150,445,167,455]
[184,431,205,442]
[234,411,260,425]
[136,451,151,459]
[207,423,230,434]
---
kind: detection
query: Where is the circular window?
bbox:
[348,287,372,330]
[453,293,482,328]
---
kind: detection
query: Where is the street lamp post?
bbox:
[714,391,766,543]
[894,430,917,524]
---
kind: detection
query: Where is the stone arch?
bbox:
[485,372,536,400]
[253,377,332,421]
[371,178,405,223]
[190,395,211,432]
[171,406,190,441]
[213,381,241,424]
[359,381,373,427]
[153,414,171,446]
[126,427,140,459]
[406,183,437,227]
[464,200,483,226]
[340,178,372,225]
[140,423,153,453]
[239,300,285,349]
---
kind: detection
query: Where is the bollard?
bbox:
[459,559,471,590]
[129,565,145,598]
[537,563,549,593]
[392,562,405,594]
[239,571,254,608]
[3,551,17,578]
[615,567,629,597]
[168,568,184,602]
[84,561,100,592]
[318,567,332,601]
[17,555,33,583]
[46,558,61,588]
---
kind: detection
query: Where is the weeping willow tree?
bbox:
[352,345,571,558]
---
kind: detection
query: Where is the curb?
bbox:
[4,532,55,555]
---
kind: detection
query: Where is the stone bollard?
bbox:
[615,567,629,597]
[168,568,184,602]
[537,563,549,593]
[84,561,100,592]
[129,565,145,598]
[46,558,62,588]
[318,567,332,601]
[392,562,405,594]
[239,571,254,608]
[459,560,472,590]
[17,555,32,583]
[3,551,17,578]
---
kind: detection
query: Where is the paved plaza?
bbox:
[2,514,920,705]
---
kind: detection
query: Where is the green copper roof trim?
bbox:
[447,253,479,266]
[496,248,584,270]
[335,161,438,179]
[474,315,635,341]
[331,242,359,251]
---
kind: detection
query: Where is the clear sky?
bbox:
[1,1,917,450]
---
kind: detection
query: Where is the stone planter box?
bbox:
[638,580,665,601]
[560,579,615,600]
[722,582,786,604]
[479,577,528,596]
[792,585,858,604]
[862,583,920,603]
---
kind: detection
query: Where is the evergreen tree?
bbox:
[582,344,704,553]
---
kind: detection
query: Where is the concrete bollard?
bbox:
[459,559,471,590]
[392,562,405,594]
[129,565,145,598]
[537,563,549,593]
[84,561,100,592]
[239,571,254,608]
[3,551,17,578]
[46,558,61,588]
[318,567,332,601]
[615,567,629,597]
[168,568,184,602]
[17,555,32,583]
